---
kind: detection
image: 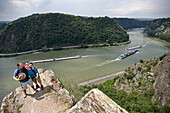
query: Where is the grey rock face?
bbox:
[67,88,128,113]
[152,51,170,107]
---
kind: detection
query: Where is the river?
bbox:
[0,28,169,105]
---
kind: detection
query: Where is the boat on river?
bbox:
[28,55,82,63]
[119,49,139,59]
[125,45,142,50]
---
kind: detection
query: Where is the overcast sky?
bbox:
[0,0,170,21]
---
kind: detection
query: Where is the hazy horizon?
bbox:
[0,0,170,21]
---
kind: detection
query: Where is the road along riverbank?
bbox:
[78,71,124,86]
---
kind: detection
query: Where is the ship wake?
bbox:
[97,58,121,67]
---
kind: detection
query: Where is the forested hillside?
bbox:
[113,18,151,30]
[144,18,170,42]
[0,13,129,53]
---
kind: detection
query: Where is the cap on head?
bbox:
[26,62,33,66]
[24,65,28,68]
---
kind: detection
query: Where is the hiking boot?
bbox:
[33,88,38,92]
[36,84,40,89]
[40,85,44,90]
[24,94,27,98]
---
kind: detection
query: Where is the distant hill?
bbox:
[0,13,129,53]
[0,21,10,31]
[113,18,151,30]
[144,17,170,42]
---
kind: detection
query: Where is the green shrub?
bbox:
[154,72,158,77]
[123,73,127,77]
[154,96,159,105]
[141,69,148,74]
[159,54,166,60]
[138,81,141,86]
[126,74,134,80]
[140,59,144,63]
[121,81,126,84]
[128,67,130,71]
[132,80,135,83]
[137,67,142,71]
[146,65,151,71]
[160,105,170,113]
[151,60,158,66]
[146,74,152,78]
[144,88,155,99]
[151,80,155,84]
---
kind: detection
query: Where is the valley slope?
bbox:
[0,13,129,53]
[144,17,170,42]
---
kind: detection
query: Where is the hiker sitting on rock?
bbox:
[13,62,38,98]
[24,64,44,90]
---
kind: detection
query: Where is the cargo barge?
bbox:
[119,49,139,59]
[125,45,142,50]
[27,55,82,63]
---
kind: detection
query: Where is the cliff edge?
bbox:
[152,51,170,107]
[1,69,74,113]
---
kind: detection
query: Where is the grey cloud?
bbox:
[0,0,169,21]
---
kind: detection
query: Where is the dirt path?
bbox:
[78,71,124,86]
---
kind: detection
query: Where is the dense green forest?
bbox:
[113,18,151,30]
[144,18,170,42]
[0,13,129,53]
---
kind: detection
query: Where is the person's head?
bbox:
[24,65,30,70]
[26,62,33,67]
[29,62,33,66]
[17,62,23,69]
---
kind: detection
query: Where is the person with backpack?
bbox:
[24,64,44,90]
[13,62,38,98]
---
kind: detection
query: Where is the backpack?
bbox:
[30,66,39,77]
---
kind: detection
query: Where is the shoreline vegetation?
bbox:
[0,40,131,57]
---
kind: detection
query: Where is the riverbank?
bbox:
[78,71,124,86]
[0,40,131,58]
[0,49,42,57]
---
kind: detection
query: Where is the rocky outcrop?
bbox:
[67,88,128,113]
[152,51,170,107]
[0,69,74,113]
[1,69,129,113]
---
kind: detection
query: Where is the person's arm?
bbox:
[13,69,20,81]
[13,76,20,81]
